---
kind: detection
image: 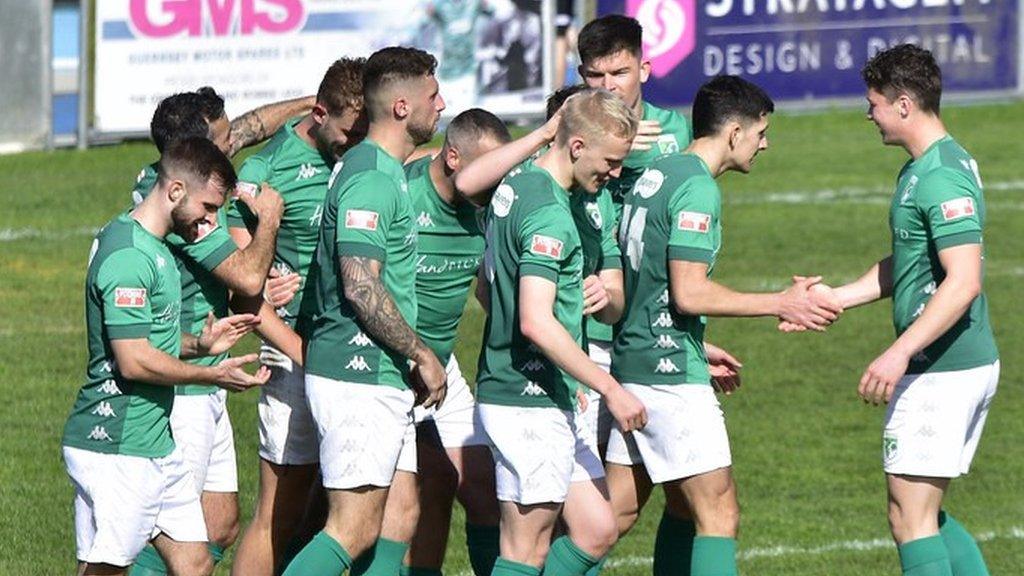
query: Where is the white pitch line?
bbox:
[0,226,98,242]
[449,526,1024,574]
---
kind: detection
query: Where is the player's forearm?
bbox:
[888,270,980,360]
[215,220,280,297]
[253,301,304,366]
[114,342,217,386]
[228,95,315,156]
[520,310,619,395]
[835,256,893,309]
[593,271,625,324]
[340,256,434,364]
[673,277,782,318]
[455,127,551,205]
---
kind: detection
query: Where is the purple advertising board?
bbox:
[595,0,1018,107]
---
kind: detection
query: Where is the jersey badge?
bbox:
[634,169,664,199]
[114,287,147,308]
[235,181,259,199]
[657,135,680,155]
[585,202,602,230]
[941,197,975,221]
[677,211,711,233]
[492,184,515,218]
[899,175,918,205]
[531,235,564,259]
[346,210,380,231]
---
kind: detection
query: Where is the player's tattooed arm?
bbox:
[339,255,427,359]
[227,95,316,157]
[340,255,447,407]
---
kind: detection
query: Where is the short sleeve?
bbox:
[598,192,622,271]
[228,156,270,229]
[96,249,156,339]
[917,168,983,250]
[518,205,576,282]
[335,171,400,262]
[667,177,719,263]
[169,209,238,272]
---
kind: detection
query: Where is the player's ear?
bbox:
[394,96,411,121]
[897,93,913,118]
[727,122,742,151]
[167,179,186,203]
[569,137,585,161]
[311,103,329,125]
[639,59,651,84]
[445,146,460,171]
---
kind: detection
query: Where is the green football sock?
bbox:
[691,536,737,576]
[898,535,953,576]
[207,543,225,565]
[654,513,696,576]
[491,557,541,576]
[466,523,501,576]
[582,556,608,576]
[406,567,443,576]
[543,536,601,576]
[351,537,409,576]
[129,545,167,575]
[939,512,990,576]
[281,531,353,576]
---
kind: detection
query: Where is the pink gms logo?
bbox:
[626,0,696,78]
[129,0,305,38]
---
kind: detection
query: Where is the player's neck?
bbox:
[686,138,728,178]
[428,153,458,206]
[535,145,574,191]
[295,114,319,150]
[902,117,948,160]
[130,193,171,239]
[367,123,417,164]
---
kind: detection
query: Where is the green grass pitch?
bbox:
[1,102,1021,575]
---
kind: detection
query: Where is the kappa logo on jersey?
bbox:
[941,197,975,221]
[655,358,681,374]
[634,169,665,199]
[328,161,345,189]
[347,331,376,348]
[913,303,926,319]
[653,334,680,349]
[297,163,322,181]
[922,281,937,295]
[345,355,372,372]
[492,184,515,218]
[87,425,113,442]
[101,361,114,373]
[91,401,117,418]
[98,379,123,395]
[651,312,673,328]
[417,211,435,228]
[530,235,564,259]
[585,202,603,230]
[345,210,379,231]
[114,287,147,308]
[309,205,323,228]
[520,359,546,372]
[521,381,548,396]
[658,290,670,305]
[677,211,711,233]
[155,254,166,269]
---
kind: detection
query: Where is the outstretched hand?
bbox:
[198,312,262,357]
[264,268,302,308]
[777,276,843,332]
[215,353,271,392]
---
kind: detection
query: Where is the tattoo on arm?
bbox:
[179,333,201,359]
[340,256,423,359]
[228,111,268,157]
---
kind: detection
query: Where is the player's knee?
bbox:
[577,516,619,557]
[208,517,240,549]
[168,551,214,576]
[613,505,641,537]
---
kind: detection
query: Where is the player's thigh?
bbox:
[884,362,999,479]
[153,448,210,547]
[448,444,499,524]
[886,474,949,543]
[672,466,739,537]
[424,356,490,449]
[476,403,576,506]
[201,390,238,495]
[306,375,415,490]
[151,533,213,576]
[80,563,126,576]
[199,491,238,544]
[608,384,732,485]
[259,365,319,467]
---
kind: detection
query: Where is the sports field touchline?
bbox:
[451,526,1024,575]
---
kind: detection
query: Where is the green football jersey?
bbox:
[62,213,181,457]
[228,119,332,329]
[601,101,692,225]
[612,153,721,386]
[304,140,418,388]
[571,188,621,344]
[476,162,584,411]
[432,0,482,80]
[133,163,236,395]
[889,135,998,374]
[406,156,485,364]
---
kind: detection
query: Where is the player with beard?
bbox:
[283,47,448,576]
[61,137,270,576]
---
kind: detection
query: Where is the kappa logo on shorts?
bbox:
[530,235,564,259]
[345,210,380,231]
[883,435,898,464]
[114,287,147,308]
[677,211,711,233]
[941,197,975,221]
